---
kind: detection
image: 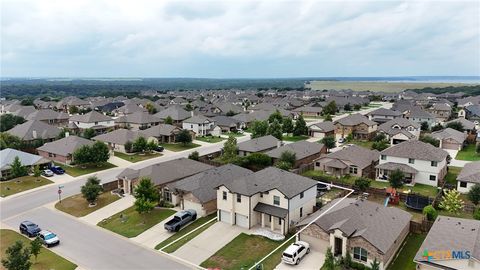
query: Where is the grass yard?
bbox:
[0,229,77,270]
[444,166,462,185]
[98,206,175,238]
[282,135,309,142]
[200,233,289,270]
[347,140,374,149]
[0,175,53,197]
[114,151,162,163]
[224,132,245,137]
[155,214,217,253]
[57,162,117,177]
[455,144,480,161]
[387,233,426,270]
[195,136,226,143]
[55,192,121,217]
[158,143,200,152]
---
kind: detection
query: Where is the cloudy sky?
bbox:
[1,0,479,78]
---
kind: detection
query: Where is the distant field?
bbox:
[308,81,476,93]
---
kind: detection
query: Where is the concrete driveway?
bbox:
[275,236,329,270]
[172,221,247,265]
[131,212,176,248]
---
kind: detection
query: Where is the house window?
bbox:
[300,192,304,199]
[349,166,358,174]
[190,125,193,128]
[381,155,386,160]
[222,191,227,200]
[300,207,303,218]
[429,175,436,181]
[353,247,368,262]
[164,190,172,202]
[48,153,53,157]
[237,194,241,203]
[316,162,320,167]
[460,181,467,188]
[273,195,280,206]
[431,161,438,167]
[278,218,282,225]
[408,158,415,164]
[95,122,98,125]
[269,215,272,222]
[260,193,263,198]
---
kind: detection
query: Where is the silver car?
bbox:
[38,230,60,247]
[42,169,54,177]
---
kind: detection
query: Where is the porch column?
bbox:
[271,217,275,231]
[280,219,285,235]
[261,213,265,228]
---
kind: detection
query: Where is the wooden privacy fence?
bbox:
[410,219,434,234]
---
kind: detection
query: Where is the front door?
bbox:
[334,237,343,256]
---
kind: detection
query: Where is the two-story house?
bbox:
[366,108,403,124]
[428,103,452,123]
[377,118,421,145]
[376,140,448,186]
[334,113,378,140]
[216,167,317,235]
[404,107,437,127]
[182,115,215,136]
[114,111,162,130]
[69,111,114,133]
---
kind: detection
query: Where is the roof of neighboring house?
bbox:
[376,162,418,174]
[114,103,147,114]
[309,121,335,133]
[237,135,280,153]
[298,198,412,254]
[254,202,288,218]
[457,162,480,184]
[380,140,449,162]
[141,124,180,137]
[292,106,323,113]
[378,118,420,131]
[11,106,37,118]
[167,164,253,203]
[215,103,243,114]
[431,103,451,111]
[114,111,161,125]
[117,158,213,186]
[266,141,324,160]
[211,116,240,128]
[6,120,61,141]
[92,129,146,145]
[323,159,348,169]
[334,113,377,126]
[183,115,213,124]
[445,118,476,130]
[216,167,317,199]
[366,108,403,117]
[26,109,69,121]
[430,128,467,144]
[69,111,112,123]
[406,107,435,119]
[465,104,480,117]
[0,148,51,171]
[319,145,379,169]
[414,216,480,263]
[154,105,191,121]
[37,135,94,156]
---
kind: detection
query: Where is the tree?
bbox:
[250,120,269,139]
[0,133,23,150]
[73,145,91,165]
[33,165,41,180]
[134,197,157,219]
[372,133,386,142]
[82,128,95,139]
[343,103,352,111]
[146,140,157,152]
[133,136,148,152]
[1,241,31,270]
[423,205,438,221]
[431,124,443,132]
[323,114,333,122]
[370,258,380,270]
[267,119,283,140]
[439,189,464,215]
[282,117,294,134]
[90,141,110,163]
[322,248,335,270]
[164,116,173,125]
[468,184,480,205]
[185,103,193,111]
[0,114,25,132]
[30,237,43,262]
[353,104,362,111]
[81,176,103,205]
[275,161,292,170]
[20,98,34,106]
[278,150,296,168]
[322,101,337,116]
[420,135,440,147]
[372,140,389,151]
[145,102,157,114]
[354,177,371,192]
[321,136,336,152]
[176,129,192,145]
[222,135,238,162]
[124,140,133,153]
[69,105,79,114]
[134,177,160,202]
[293,115,308,136]
[268,110,283,123]
[420,121,429,131]
[188,151,199,160]
[477,143,480,154]
[474,208,480,220]
[346,133,353,142]
[446,121,464,132]
[11,156,27,178]
[389,169,404,189]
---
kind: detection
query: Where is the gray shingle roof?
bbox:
[254,202,288,218]
[141,124,180,137]
[37,135,94,156]
[380,140,449,162]
[367,108,403,117]
[115,103,148,114]
[376,162,418,174]
[26,109,69,121]
[378,118,420,131]
[6,120,61,141]
[266,141,324,160]
[154,105,191,121]
[457,162,480,184]
[445,118,476,130]
[69,111,112,123]
[309,121,335,133]
[92,129,146,145]
[211,116,240,128]
[237,135,280,153]
[334,113,377,126]
[318,145,379,169]
[431,128,467,144]
[183,115,213,124]
[114,111,161,124]
[0,148,51,171]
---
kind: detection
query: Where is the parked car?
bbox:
[164,209,197,232]
[155,145,164,152]
[337,137,346,144]
[38,230,60,247]
[282,241,310,265]
[49,165,65,175]
[19,221,41,237]
[42,169,54,177]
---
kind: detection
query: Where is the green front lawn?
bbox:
[98,206,176,238]
[0,175,53,197]
[282,135,309,142]
[57,162,117,177]
[114,151,162,163]
[55,192,121,217]
[0,229,77,270]
[158,143,201,152]
[224,132,245,137]
[201,233,289,270]
[387,233,426,270]
[456,144,480,161]
[444,166,462,185]
[348,140,374,149]
[196,136,226,143]
[156,214,217,253]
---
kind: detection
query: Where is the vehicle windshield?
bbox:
[44,233,56,240]
[27,224,37,228]
[282,253,293,258]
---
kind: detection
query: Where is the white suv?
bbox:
[282,241,310,265]
[38,230,60,247]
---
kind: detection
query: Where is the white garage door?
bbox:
[313,132,325,139]
[183,200,204,217]
[442,142,460,150]
[219,210,231,224]
[235,213,249,228]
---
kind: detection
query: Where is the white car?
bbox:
[337,137,346,144]
[282,241,310,265]
[42,169,54,177]
[38,230,60,247]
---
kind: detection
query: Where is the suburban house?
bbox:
[459,104,480,125]
[216,167,317,235]
[116,158,212,194]
[37,135,94,165]
[154,105,191,125]
[166,164,253,217]
[5,120,61,144]
[237,135,281,157]
[69,111,114,133]
[297,198,412,270]
[308,121,335,139]
[56,96,90,113]
[456,162,480,193]
[114,111,162,130]
[92,129,153,153]
[428,103,452,122]
[430,128,467,150]
[376,140,449,186]
[292,106,323,118]
[113,103,148,116]
[444,118,477,143]
[182,115,216,136]
[211,116,242,133]
[377,118,421,145]
[334,113,378,140]
[140,124,183,143]
[314,145,379,178]
[0,148,51,179]
[414,216,480,270]
[25,109,70,127]
[404,107,437,127]
[265,141,327,168]
[366,108,403,124]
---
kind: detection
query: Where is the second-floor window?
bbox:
[300,192,304,199]
[431,161,438,167]
[408,158,415,164]
[273,195,280,206]
[381,155,386,160]
[222,191,227,200]
[237,194,241,203]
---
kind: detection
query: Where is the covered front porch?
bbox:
[375,162,418,185]
[253,202,287,235]
[323,159,349,178]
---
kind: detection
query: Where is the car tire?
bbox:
[192,214,197,221]
[295,259,299,265]
[307,248,310,254]
[175,226,180,232]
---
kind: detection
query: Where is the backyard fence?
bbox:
[410,219,434,234]
[290,163,314,175]
[102,179,119,192]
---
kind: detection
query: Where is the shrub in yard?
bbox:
[124,140,133,153]
[354,177,371,192]
[474,208,480,220]
[439,189,464,215]
[468,184,480,205]
[422,205,438,221]
[275,161,292,171]
[188,151,199,161]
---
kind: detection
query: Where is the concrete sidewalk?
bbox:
[131,212,177,248]
[108,155,133,167]
[80,195,135,225]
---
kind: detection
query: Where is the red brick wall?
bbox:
[37,150,70,164]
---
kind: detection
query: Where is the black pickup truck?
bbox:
[164,209,197,232]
